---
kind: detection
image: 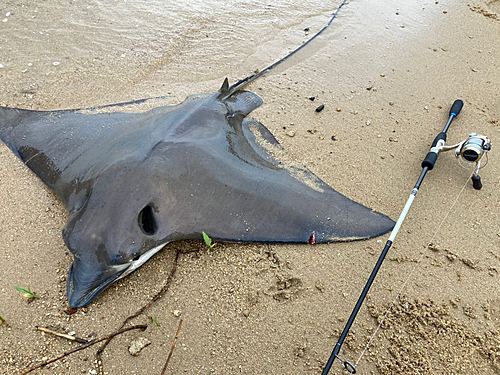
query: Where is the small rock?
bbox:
[242,309,250,317]
[315,280,324,292]
[336,108,341,112]
[129,337,151,356]
[366,120,371,126]
[315,104,325,112]
[172,310,182,317]
[286,130,296,137]
[52,62,60,66]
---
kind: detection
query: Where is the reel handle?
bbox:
[472,175,482,190]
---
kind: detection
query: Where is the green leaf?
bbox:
[202,232,217,251]
[0,316,7,327]
[14,285,39,299]
[202,231,212,247]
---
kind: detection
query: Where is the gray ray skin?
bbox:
[0,79,395,307]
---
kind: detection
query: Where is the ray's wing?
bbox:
[0,97,204,209]
[146,89,395,243]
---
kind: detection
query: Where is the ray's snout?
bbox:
[67,257,126,307]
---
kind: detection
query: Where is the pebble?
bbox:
[2,18,7,23]
[173,309,182,317]
[366,121,371,126]
[52,62,60,66]
[315,104,324,112]
[286,130,296,137]
[336,108,341,112]
[129,337,151,356]
[0,64,3,68]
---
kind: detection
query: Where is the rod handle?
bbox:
[449,99,463,117]
[421,132,447,170]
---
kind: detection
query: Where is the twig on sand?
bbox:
[161,319,183,375]
[20,325,147,375]
[96,249,181,375]
[35,326,89,343]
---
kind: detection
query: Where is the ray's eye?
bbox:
[138,204,157,236]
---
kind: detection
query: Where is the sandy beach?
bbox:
[1,0,499,374]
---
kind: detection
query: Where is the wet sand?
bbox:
[1,0,499,374]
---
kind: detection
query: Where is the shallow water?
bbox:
[0,0,439,107]
[0,1,333,83]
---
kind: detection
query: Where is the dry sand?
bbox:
[1,0,499,374]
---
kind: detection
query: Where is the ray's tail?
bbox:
[225,0,349,97]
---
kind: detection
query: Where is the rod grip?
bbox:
[421,132,447,170]
[449,99,463,117]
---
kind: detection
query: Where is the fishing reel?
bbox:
[440,133,491,190]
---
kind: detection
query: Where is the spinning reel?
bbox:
[440,132,491,190]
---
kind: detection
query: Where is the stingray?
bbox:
[0,3,394,308]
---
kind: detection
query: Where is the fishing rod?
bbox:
[322,100,492,374]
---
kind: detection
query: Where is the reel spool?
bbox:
[441,133,491,190]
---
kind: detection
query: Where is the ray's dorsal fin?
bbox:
[218,78,230,98]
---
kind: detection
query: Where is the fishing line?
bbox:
[354,171,474,368]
